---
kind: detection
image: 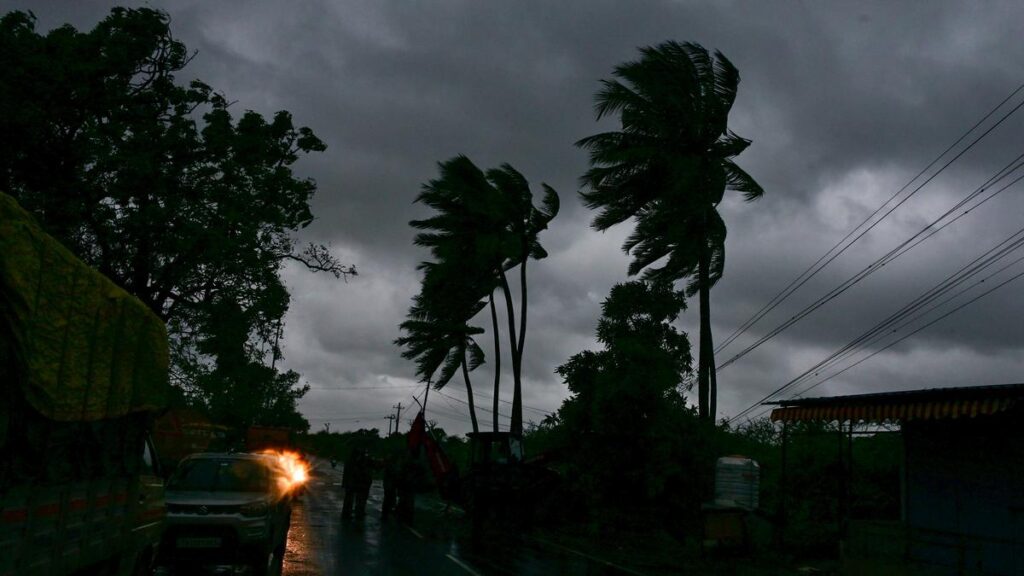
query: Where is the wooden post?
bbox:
[838,420,847,539]
[778,420,789,549]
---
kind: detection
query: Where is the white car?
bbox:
[158,453,292,575]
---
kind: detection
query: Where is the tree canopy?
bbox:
[553,280,696,508]
[398,155,558,434]
[0,8,351,429]
[577,41,763,420]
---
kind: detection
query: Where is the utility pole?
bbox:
[393,403,403,432]
[323,422,331,434]
[385,414,396,436]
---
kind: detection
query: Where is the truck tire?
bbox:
[128,546,154,576]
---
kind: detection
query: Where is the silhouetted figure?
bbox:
[381,454,399,520]
[342,448,372,519]
[396,453,418,522]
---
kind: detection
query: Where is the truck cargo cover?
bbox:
[0,192,168,421]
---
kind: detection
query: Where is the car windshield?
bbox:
[169,458,270,492]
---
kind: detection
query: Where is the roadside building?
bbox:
[770,383,1024,576]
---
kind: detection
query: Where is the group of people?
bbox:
[340,447,419,522]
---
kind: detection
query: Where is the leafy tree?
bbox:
[0,8,350,426]
[399,156,558,434]
[554,280,696,516]
[577,41,763,420]
[557,281,693,436]
[193,298,310,431]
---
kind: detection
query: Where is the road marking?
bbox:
[446,553,483,576]
[404,525,425,539]
[527,537,647,575]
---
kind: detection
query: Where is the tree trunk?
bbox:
[498,267,521,435]
[698,244,712,421]
[710,329,718,420]
[512,245,529,435]
[489,292,501,433]
[461,352,479,433]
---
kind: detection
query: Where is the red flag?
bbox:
[405,410,456,494]
[407,410,428,451]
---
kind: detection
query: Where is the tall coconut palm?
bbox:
[486,164,559,434]
[396,264,488,431]
[404,156,558,435]
[576,41,763,420]
[408,156,506,432]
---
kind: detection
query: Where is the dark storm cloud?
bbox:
[10,0,1024,430]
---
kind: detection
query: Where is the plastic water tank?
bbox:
[714,456,760,510]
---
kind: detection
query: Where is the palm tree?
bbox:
[407,156,505,432]
[396,264,488,432]
[576,41,763,420]
[486,165,559,434]
[403,156,559,435]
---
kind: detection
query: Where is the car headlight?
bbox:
[240,501,268,517]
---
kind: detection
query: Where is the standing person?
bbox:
[396,450,419,522]
[381,452,399,520]
[342,448,372,519]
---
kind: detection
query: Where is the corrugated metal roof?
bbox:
[768,383,1024,423]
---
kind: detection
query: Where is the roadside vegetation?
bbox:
[0,8,350,431]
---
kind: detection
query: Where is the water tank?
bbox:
[714,456,760,510]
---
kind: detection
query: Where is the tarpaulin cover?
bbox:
[0,192,168,421]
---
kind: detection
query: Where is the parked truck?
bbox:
[0,192,169,576]
[152,409,233,476]
[245,426,294,453]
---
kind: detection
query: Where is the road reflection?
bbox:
[281,459,638,575]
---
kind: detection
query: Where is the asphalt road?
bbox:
[280,459,643,576]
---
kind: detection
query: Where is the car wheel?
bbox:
[247,541,280,573]
[250,546,276,576]
[123,546,154,576]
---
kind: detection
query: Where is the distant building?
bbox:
[771,383,1024,576]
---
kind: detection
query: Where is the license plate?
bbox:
[177,537,222,549]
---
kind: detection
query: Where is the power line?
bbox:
[791,244,1024,394]
[715,82,1024,357]
[436,390,512,420]
[440,385,554,416]
[306,384,419,391]
[717,154,1024,372]
[728,223,1024,424]
[730,226,1024,422]
[790,258,1024,399]
[302,412,384,419]
[426,401,510,431]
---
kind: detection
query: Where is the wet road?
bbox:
[281,459,643,576]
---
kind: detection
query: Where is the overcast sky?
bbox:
[13,1,1024,434]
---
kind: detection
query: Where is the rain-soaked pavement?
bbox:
[281,458,642,576]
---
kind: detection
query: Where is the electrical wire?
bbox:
[717,155,1024,372]
[715,82,1024,357]
[728,224,1024,424]
[436,389,512,420]
[306,384,420,391]
[439,385,554,416]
